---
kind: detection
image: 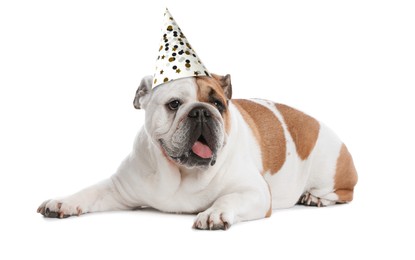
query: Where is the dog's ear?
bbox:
[133,75,153,109]
[212,74,232,100]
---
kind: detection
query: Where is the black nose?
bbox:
[188,106,211,121]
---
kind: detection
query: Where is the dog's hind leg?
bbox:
[298,144,358,207]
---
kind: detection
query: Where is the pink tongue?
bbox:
[191,141,213,159]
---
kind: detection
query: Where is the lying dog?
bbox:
[38,74,358,230]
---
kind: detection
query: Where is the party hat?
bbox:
[152,9,211,87]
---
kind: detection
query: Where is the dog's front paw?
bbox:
[193,209,234,230]
[37,199,83,219]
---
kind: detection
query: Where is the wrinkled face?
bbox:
[143,76,230,168]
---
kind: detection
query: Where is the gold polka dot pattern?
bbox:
[152,9,211,88]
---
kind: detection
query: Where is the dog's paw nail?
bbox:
[208,221,214,230]
[193,221,202,229]
[223,222,230,230]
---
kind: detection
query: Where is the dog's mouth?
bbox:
[159,133,217,168]
[191,135,213,159]
[158,111,224,168]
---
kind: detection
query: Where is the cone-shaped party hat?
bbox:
[152,9,211,88]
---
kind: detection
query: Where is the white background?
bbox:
[1,0,414,259]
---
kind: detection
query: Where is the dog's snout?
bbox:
[188,106,211,121]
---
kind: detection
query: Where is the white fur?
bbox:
[38,77,344,229]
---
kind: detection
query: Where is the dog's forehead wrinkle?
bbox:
[196,78,229,117]
[154,78,198,103]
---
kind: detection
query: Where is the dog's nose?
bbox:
[188,106,211,121]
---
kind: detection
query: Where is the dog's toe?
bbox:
[37,199,83,219]
[193,209,233,231]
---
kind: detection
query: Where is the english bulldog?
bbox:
[37,74,358,230]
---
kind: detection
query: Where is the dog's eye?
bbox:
[212,100,224,111]
[167,100,181,110]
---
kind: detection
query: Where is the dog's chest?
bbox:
[145,170,224,213]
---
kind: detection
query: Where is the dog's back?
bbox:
[231,99,358,209]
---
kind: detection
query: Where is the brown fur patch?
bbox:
[265,206,272,218]
[334,144,358,202]
[265,183,273,217]
[232,99,286,175]
[195,77,231,133]
[276,104,320,160]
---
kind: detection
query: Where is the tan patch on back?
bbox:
[233,99,286,175]
[195,77,231,133]
[276,104,320,160]
[334,144,358,202]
